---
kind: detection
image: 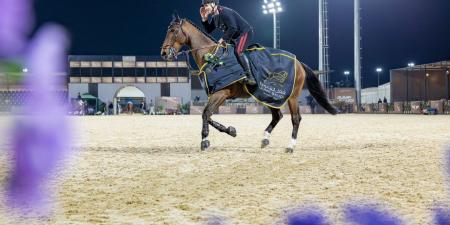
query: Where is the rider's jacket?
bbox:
[202,6,252,42]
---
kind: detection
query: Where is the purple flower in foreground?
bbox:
[446,148,450,191]
[286,208,330,225]
[435,208,450,225]
[6,24,70,215]
[345,205,403,225]
[206,217,225,225]
[434,149,450,225]
[0,0,34,57]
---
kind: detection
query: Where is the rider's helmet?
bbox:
[202,0,219,6]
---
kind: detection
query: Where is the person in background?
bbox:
[83,100,88,115]
[383,97,388,104]
[149,99,155,115]
[77,92,82,101]
[108,102,114,115]
[306,95,317,114]
[127,101,133,115]
[140,101,147,115]
[378,98,382,104]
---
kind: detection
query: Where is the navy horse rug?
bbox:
[199,45,297,108]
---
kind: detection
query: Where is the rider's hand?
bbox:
[200,6,210,22]
[218,38,225,45]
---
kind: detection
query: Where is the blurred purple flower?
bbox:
[0,0,34,57]
[286,208,330,225]
[206,216,225,225]
[433,149,450,225]
[345,205,404,225]
[446,148,450,191]
[435,208,450,225]
[6,24,71,215]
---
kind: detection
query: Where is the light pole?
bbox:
[262,0,283,49]
[344,71,350,87]
[407,62,415,102]
[447,68,449,100]
[425,72,430,101]
[354,0,362,111]
[376,67,383,100]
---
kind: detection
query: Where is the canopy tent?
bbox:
[80,93,102,113]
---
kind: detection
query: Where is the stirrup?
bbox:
[245,75,256,85]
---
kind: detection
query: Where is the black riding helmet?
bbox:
[202,0,219,6]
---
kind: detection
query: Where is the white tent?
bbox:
[116,86,145,98]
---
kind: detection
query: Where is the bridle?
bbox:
[161,19,218,60]
[161,20,187,60]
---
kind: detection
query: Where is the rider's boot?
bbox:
[239,54,256,86]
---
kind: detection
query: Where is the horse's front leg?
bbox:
[201,109,212,150]
[208,120,237,137]
[201,91,229,151]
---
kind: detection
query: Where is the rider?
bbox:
[200,0,256,85]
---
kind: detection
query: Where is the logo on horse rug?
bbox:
[267,71,288,84]
[199,45,296,109]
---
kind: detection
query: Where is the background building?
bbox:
[390,61,450,102]
[361,83,391,104]
[68,55,191,113]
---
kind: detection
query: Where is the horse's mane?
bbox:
[183,19,218,44]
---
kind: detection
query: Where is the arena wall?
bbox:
[169,82,191,104]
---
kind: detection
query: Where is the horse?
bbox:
[161,14,337,153]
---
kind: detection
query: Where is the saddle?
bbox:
[200,44,297,108]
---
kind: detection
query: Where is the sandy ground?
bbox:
[1,114,450,224]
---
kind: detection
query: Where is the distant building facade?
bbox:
[68,55,191,113]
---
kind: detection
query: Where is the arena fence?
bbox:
[0,91,448,115]
[190,99,450,115]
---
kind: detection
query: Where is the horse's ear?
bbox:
[172,10,181,22]
[172,13,177,22]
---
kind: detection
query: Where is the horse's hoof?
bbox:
[227,126,237,137]
[261,139,270,148]
[201,140,210,151]
[285,148,294,154]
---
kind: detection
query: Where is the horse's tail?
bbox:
[302,62,338,115]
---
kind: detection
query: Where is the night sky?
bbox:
[35,0,450,88]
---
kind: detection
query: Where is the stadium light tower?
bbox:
[376,67,383,87]
[376,67,383,100]
[344,71,350,86]
[354,0,362,111]
[262,0,283,49]
[319,0,330,93]
[406,62,415,102]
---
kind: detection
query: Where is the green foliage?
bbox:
[0,60,26,84]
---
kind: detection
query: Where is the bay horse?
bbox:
[161,14,337,153]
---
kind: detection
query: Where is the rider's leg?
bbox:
[235,32,256,85]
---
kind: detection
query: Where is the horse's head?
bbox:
[161,13,189,61]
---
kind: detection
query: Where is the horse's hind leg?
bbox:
[286,98,302,153]
[261,107,283,148]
